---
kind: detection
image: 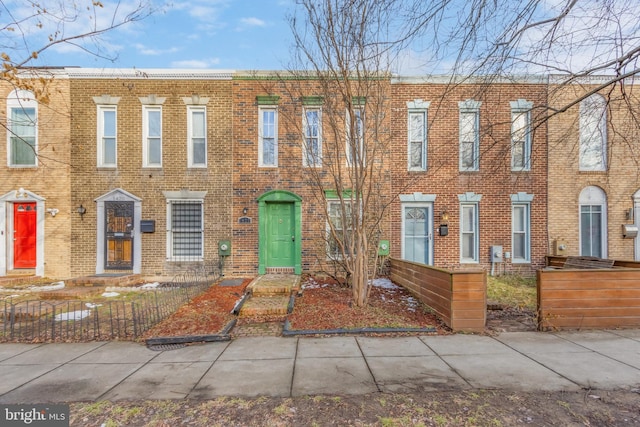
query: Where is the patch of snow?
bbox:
[140,282,160,289]
[302,277,322,289]
[55,310,91,321]
[31,281,65,291]
[371,278,399,289]
[101,292,120,298]
[85,303,103,309]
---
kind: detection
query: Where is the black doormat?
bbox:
[219,278,245,287]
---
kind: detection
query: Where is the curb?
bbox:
[281,319,437,337]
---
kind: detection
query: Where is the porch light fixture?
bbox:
[440,210,449,225]
[243,207,248,215]
[77,204,87,219]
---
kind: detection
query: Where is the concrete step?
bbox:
[239,295,291,317]
[249,274,299,296]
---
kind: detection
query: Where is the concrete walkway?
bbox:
[0,329,638,403]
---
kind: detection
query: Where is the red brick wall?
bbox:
[231,75,392,276]
[390,78,548,274]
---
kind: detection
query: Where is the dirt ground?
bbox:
[71,389,640,426]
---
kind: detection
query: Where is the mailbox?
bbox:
[622,224,638,239]
[140,220,155,233]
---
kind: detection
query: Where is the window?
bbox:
[346,107,364,166]
[143,106,162,167]
[188,106,207,167]
[303,107,322,167]
[579,186,607,258]
[511,193,533,263]
[459,100,481,171]
[7,89,37,167]
[406,100,429,171]
[97,106,117,167]
[167,201,203,260]
[510,99,533,171]
[459,192,482,263]
[327,199,353,259]
[259,107,278,167]
[579,94,607,171]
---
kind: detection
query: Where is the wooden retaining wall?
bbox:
[538,265,640,330]
[389,258,486,332]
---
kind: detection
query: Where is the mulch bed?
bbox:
[287,276,446,333]
[142,276,450,339]
[141,278,251,339]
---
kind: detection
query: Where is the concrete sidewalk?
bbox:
[0,330,639,403]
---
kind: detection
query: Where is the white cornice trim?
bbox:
[65,68,234,80]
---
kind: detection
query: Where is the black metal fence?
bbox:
[0,263,221,343]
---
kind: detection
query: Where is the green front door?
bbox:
[266,202,295,267]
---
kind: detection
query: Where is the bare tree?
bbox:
[284,0,404,306]
[1,0,153,97]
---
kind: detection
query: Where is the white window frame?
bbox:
[579,186,607,258]
[303,107,322,167]
[258,106,278,167]
[187,106,207,168]
[7,89,38,167]
[459,192,482,263]
[579,94,607,171]
[346,106,364,167]
[97,105,117,168]
[166,199,204,261]
[326,198,353,260]
[510,99,533,171]
[458,100,481,171]
[511,193,533,263]
[407,99,430,171]
[142,105,163,168]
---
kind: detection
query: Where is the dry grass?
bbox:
[487,274,537,310]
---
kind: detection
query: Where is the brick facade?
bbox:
[68,69,234,278]
[3,69,639,280]
[547,79,640,260]
[390,77,548,273]
[0,73,72,278]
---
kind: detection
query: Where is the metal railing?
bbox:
[0,262,220,343]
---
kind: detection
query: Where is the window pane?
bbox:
[148,110,161,136]
[513,234,525,259]
[103,138,116,164]
[172,203,203,257]
[462,234,474,259]
[409,113,424,141]
[10,108,36,165]
[192,138,206,164]
[581,205,602,257]
[192,110,205,137]
[104,110,116,136]
[579,96,606,170]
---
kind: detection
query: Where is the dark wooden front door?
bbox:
[105,201,134,269]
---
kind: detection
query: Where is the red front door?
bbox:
[13,202,37,268]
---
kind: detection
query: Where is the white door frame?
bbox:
[0,190,46,277]
[400,193,436,266]
[95,189,142,274]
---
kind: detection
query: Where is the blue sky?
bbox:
[12,0,296,70]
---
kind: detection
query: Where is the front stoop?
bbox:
[238,274,299,318]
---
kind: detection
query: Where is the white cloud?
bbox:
[134,44,179,56]
[239,17,266,27]
[170,58,221,68]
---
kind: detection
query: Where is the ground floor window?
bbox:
[167,200,203,260]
